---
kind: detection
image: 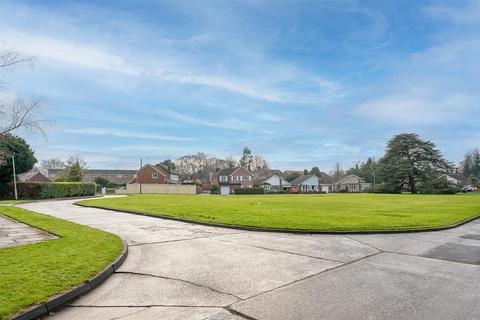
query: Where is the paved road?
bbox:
[19,199,480,320]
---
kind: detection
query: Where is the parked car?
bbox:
[463,185,475,192]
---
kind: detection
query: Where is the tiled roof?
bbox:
[291,174,317,185]
[319,172,333,184]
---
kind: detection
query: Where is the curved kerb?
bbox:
[74,202,480,235]
[11,240,128,320]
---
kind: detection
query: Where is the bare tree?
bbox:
[0,50,47,137]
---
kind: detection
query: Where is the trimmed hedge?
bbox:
[234,187,265,195]
[1,182,96,200]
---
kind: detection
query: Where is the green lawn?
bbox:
[78,193,480,231]
[0,200,27,204]
[0,206,123,319]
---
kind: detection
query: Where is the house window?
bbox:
[232,176,238,182]
[152,173,159,179]
[170,174,178,180]
[220,176,228,182]
[241,176,250,181]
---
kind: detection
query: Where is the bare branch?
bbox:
[0,97,50,137]
[0,51,36,69]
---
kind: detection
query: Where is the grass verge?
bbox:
[0,206,123,319]
[78,193,480,231]
[0,200,27,204]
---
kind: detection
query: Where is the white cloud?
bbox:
[355,93,471,125]
[424,1,480,26]
[162,109,251,130]
[0,30,142,76]
[65,128,196,141]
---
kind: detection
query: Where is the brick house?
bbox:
[212,166,254,195]
[129,164,180,184]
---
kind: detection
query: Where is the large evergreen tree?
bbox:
[0,134,36,186]
[378,133,452,194]
[239,147,253,169]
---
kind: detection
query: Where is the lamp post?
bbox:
[12,152,18,200]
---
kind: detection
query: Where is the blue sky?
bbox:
[1,0,479,170]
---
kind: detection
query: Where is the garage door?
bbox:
[220,186,230,195]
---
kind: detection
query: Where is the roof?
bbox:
[440,173,469,183]
[48,168,136,175]
[319,172,333,184]
[216,166,252,176]
[335,174,363,185]
[155,163,178,175]
[18,171,50,182]
[291,174,318,185]
[253,169,284,183]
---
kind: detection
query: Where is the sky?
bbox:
[0,0,479,171]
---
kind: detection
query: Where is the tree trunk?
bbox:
[408,175,417,194]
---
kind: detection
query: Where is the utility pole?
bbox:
[139,158,143,194]
[12,152,18,200]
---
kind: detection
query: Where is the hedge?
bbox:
[0,182,96,200]
[234,187,265,195]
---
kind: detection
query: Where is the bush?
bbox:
[234,187,265,195]
[364,183,402,194]
[417,179,459,194]
[0,182,96,200]
[210,184,218,193]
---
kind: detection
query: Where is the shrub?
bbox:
[417,179,459,194]
[210,184,218,193]
[364,183,402,194]
[234,187,265,195]
[0,182,96,200]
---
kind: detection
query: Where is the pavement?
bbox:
[17,198,480,320]
[0,214,57,248]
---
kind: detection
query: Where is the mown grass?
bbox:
[0,200,27,204]
[78,193,480,231]
[0,206,123,319]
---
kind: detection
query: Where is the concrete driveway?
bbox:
[18,199,480,320]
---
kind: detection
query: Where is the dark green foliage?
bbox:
[234,187,265,195]
[417,179,460,194]
[0,134,36,187]
[55,156,85,182]
[347,157,379,184]
[285,172,301,182]
[378,133,453,194]
[309,166,321,176]
[94,176,110,188]
[462,149,480,178]
[1,182,95,199]
[160,159,176,171]
[210,184,218,193]
[365,183,401,194]
[239,147,253,169]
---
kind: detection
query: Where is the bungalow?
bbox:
[213,166,254,195]
[254,169,291,192]
[334,174,370,192]
[291,175,320,193]
[129,163,180,184]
